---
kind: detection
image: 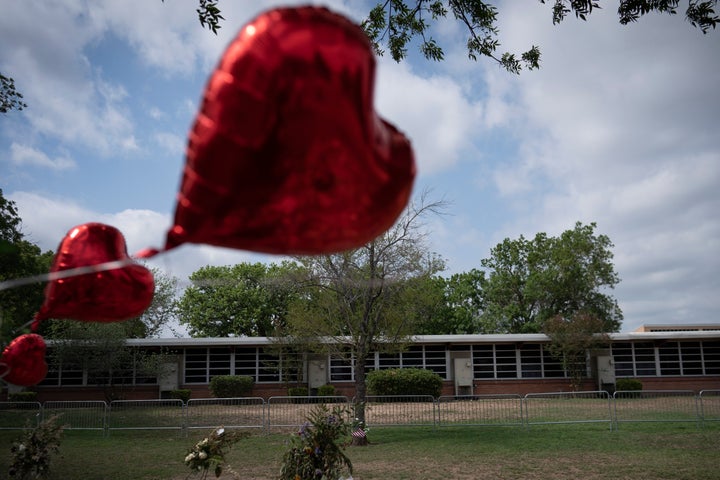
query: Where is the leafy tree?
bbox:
[139,267,180,338]
[543,311,610,390]
[416,269,486,334]
[284,194,447,439]
[178,261,304,337]
[0,73,27,114]
[480,221,622,333]
[0,189,53,341]
[362,0,717,73]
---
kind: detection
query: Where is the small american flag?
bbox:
[351,428,366,439]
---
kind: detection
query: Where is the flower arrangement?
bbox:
[279,404,353,480]
[184,427,248,479]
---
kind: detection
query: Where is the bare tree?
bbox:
[286,192,447,443]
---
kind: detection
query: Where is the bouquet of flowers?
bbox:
[184,427,247,479]
[279,404,353,480]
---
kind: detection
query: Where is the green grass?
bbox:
[0,423,718,479]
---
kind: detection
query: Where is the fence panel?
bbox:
[524,391,613,429]
[108,399,184,432]
[267,396,350,431]
[364,395,436,427]
[42,401,107,431]
[699,390,720,424]
[613,390,698,426]
[186,397,265,431]
[436,395,523,427]
[0,402,42,430]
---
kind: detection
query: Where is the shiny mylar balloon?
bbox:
[165,6,415,255]
[0,334,48,386]
[32,223,154,328]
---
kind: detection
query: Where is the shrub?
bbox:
[288,386,309,397]
[168,389,191,403]
[7,392,37,403]
[209,376,254,398]
[9,415,64,479]
[366,368,443,398]
[317,384,336,396]
[616,378,643,392]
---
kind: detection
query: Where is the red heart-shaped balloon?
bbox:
[165,6,415,255]
[0,334,48,386]
[33,223,155,326]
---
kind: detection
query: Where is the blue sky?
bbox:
[1,1,718,333]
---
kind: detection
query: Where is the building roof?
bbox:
[121,328,720,348]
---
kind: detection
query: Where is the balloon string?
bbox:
[0,258,137,292]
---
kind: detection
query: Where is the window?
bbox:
[184,348,209,383]
[258,348,281,382]
[542,346,565,378]
[424,345,447,378]
[40,350,157,386]
[402,346,424,368]
[703,341,720,374]
[495,344,518,378]
[38,360,83,386]
[235,347,257,378]
[378,352,400,370]
[634,343,657,376]
[611,342,634,376]
[520,344,542,378]
[330,351,353,381]
[612,342,656,377]
[472,345,494,379]
[659,342,681,376]
[680,342,703,375]
[208,348,232,378]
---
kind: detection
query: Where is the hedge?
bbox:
[209,375,254,398]
[615,378,643,391]
[366,368,443,398]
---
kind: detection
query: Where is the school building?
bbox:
[14,324,719,402]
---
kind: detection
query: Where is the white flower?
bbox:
[216,427,225,436]
[199,451,208,460]
[184,453,196,463]
[18,444,25,452]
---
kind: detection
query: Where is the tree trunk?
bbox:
[351,352,368,446]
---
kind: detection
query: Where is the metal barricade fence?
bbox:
[699,390,720,424]
[364,395,436,427]
[267,396,350,431]
[436,395,523,427]
[613,390,699,427]
[108,399,184,433]
[0,401,42,430]
[42,401,107,432]
[6,389,717,434]
[524,391,613,429]
[186,397,265,432]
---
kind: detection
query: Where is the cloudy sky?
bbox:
[1,1,718,333]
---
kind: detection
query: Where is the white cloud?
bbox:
[375,59,484,175]
[9,143,76,170]
[0,2,139,156]
[154,132,185,156]
[8,191,276,285]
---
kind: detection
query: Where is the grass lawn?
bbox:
[0,423,718,479]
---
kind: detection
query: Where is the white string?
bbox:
[0,258,136,292]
